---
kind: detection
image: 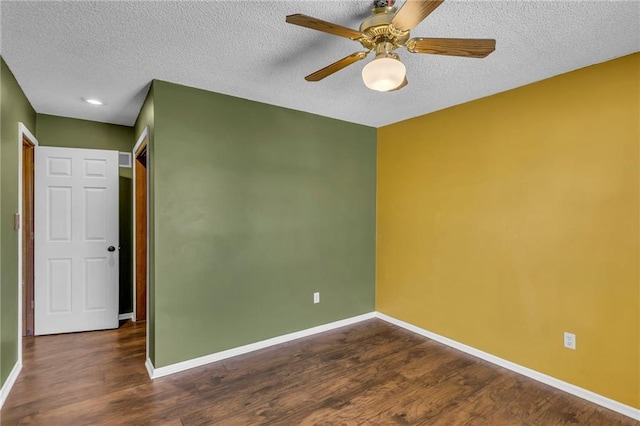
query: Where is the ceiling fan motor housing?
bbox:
[359,7,409,51]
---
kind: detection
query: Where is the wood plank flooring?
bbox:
[1,319,637,425]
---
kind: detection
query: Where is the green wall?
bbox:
[151,80,376,367]
[35,114,135,314]
[36,114,134,154]
[0,58,36,386]
[134,83,155,362]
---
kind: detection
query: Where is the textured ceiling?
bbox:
[1,1,638,128]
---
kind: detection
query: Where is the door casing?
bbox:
[22,137,35,336]
[133,129,148,322]
[18,123,38,349]
[132,126,150,361]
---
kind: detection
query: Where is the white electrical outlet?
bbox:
[313,292,320,304]
[564,332,576,350]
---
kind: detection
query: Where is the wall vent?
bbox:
[119,152,132,168]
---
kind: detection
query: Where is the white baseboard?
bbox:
[141,309,639,420]
[119,312,134,321]
[145,357,154,379]
[146,312,376,379]
[375,312,640,421]
[0,360,22,409]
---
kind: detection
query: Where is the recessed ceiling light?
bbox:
[84,98,104,106]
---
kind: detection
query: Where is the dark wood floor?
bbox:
[1,319,637,425]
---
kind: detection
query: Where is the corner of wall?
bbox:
[0,57,36,388]
[134,82,155,365]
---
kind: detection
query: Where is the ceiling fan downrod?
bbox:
[373,0,395,10]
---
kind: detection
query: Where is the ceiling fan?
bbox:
[285,0,496,92]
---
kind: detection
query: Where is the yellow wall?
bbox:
[377,53,639,408]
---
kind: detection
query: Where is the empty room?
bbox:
[0,0,638,424]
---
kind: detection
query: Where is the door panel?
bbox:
[48,186,72,241]
[35,147,119,335]
[84,187,107,240]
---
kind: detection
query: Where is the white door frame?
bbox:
[18,122,38,362]
[132,126,150,358]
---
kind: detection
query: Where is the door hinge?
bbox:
[31,300,34,309]
[14,213,20,231]
[30,231,34,240]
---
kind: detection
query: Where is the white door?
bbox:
[35,147,119,335]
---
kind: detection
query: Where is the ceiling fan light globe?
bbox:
[362,57,406,91]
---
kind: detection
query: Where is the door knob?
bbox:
[108,246,116,252]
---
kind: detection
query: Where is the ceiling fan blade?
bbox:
[305,52,369,82]
[391,0,445,32]
[286,14,365,41]
[406,37,496,58]
[390,77,408,91]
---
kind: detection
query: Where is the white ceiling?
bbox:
[1,1,638,128]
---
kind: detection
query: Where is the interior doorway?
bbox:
[21,132,36,336]
[133,130,148,322]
